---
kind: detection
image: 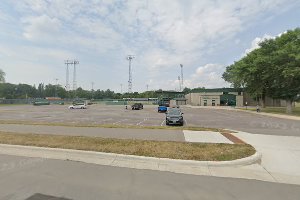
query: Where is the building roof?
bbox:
[190,88,243,93]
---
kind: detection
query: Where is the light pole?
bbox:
[55,78,59,97]
[91,82,94,99]
[127,55,135,93]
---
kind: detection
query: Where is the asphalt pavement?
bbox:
[0,124,184,142]
[0,104,299,136]
[1,154,300,200]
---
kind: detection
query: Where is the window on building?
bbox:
[212,99,216,106]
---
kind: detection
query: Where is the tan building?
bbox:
[185,88,292,107]
[185,88,243,107]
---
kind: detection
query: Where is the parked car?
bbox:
[158,105,168,112]
[165,108,184,126]
[131,103,143,110]
[69,103,87,109]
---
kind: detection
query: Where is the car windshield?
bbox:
[168,109,181,115]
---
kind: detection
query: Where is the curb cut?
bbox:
[0,144,261,173]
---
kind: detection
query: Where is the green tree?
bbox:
[0,69,5,83]
[223,28,300,113]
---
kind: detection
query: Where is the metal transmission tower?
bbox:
[127,55,135,93]
[178,76,181,91]
[72,60,79,91]
[64,60,72,91]
[180,64,184,91]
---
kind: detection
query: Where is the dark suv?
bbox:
[131,103,143,110]
[165,108,184,126]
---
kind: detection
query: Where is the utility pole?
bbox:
[180,64,184,91]
[127,55,135,93]
[146,84,149,91]
[120,84,123,94]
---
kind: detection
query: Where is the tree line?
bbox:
[223,28,300,113]
[0,81,173,100]
[0,69,194,100]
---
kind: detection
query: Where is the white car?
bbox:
[68,104,87,109]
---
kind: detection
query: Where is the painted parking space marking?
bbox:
[136,118,148,126]
[113,119,128,125]
[184,120,188,126]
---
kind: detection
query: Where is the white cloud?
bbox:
[243,31,288,56]
[189,64,229,88]
[244,34,274,55]
[1,0,299,91]
[22,15,62,40]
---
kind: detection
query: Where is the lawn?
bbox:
[0,120,222,132]
[0,131,255,161]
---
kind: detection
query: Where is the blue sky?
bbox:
[0,0,299,92]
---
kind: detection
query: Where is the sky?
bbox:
[0,0,299,93]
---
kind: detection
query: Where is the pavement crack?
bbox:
[261,165,278,183]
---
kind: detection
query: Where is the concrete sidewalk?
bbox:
[0,144,268,182]
[0,124,299,185]
[233,131,300,185]
[183,130,233,144]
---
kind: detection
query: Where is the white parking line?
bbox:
[136,118,147,126]
[100,118,113,123]
[184,120,188,126]
[113,119,128,125]
[160,120,165,126]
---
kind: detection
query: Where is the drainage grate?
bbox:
[25,193,72,200]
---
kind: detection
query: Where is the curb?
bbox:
[185,105,300,121]
[234,108,300,121]
[0,144,261,172]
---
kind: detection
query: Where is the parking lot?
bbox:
[0,104,299,136]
